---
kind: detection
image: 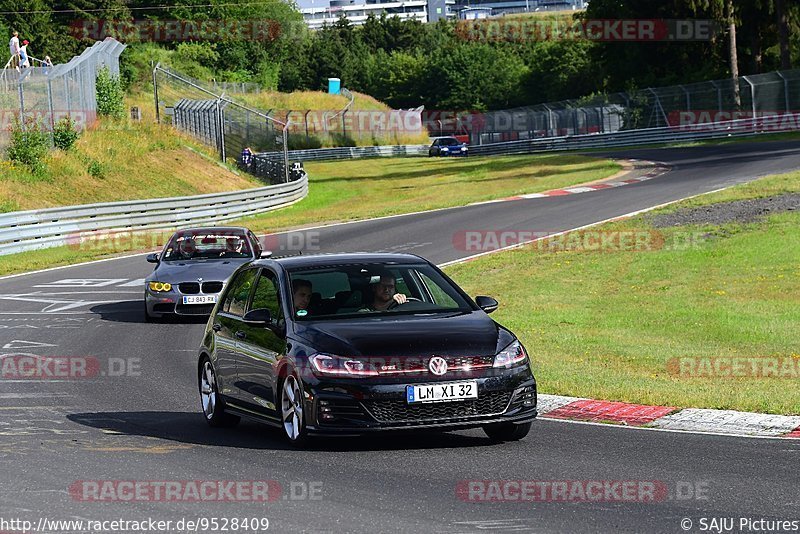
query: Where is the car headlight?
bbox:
[148,281,172,292]
[493,340,528,368]
[441,147,449,151]
[461,146,468,151]
[309,353,378,378]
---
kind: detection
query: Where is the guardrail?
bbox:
[468,115,800,156]
[0,174,308,256]
[260,144,428,162]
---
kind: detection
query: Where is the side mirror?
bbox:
[146,253,159,264]
[243,308,271,325]
[475,296,498,314]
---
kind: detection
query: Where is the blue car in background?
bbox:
[429,137,468,157]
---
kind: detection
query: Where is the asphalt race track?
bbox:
[1,140,800,533]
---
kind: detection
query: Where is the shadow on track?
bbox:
[66,411,495,451]
[90,301,207,325]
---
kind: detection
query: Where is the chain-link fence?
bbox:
[153,64,292,184]
[0,38,126,151]
[435,69,800,144]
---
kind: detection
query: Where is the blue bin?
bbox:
[328,77,341,95]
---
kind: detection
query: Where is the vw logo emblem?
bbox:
[197,277,203,283]
[429,356,448,376]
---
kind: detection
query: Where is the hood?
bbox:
[150,259,251,283]
[293,311,515,358]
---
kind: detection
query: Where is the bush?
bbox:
[87,160,106,179]
[6,118,49,172]
[53,117,80,150]
[96,67,126,119]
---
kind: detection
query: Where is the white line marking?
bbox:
[1,340,58,349]
[34,278,127,288]
[0,294,121,312]
[118,278,146,287]
[440,186,733,267]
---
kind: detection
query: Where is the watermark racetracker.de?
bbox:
[68,480,323,502]
[456,18,717,43]
[0,354,141,380]
[456,480,711,503]
[452,229,708,253]
[667,356,800,379]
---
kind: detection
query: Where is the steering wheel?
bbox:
[387,297,421,310]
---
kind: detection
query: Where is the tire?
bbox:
[199,357,240,427]
[144,300,153,323]
[482,422,531,442]
[279,374,309,447]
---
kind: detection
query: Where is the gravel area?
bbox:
[651,193,800,227]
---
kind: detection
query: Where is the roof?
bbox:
[257,252,427,269]
[174,227,249,236]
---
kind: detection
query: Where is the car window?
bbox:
[419,272,458,307]
[250,270,283,320]
[162,232,251,261]
[222,268,257,316]
[287,263,471,320]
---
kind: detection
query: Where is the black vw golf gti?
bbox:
[197,253,537,445]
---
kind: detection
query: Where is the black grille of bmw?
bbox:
[202,281,224,293]
[176,304,215,315]
[364,391,512,424]
[179,282,200,294]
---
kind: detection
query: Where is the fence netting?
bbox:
[0,38,126,150]
[431,69,800,144]
[153,65,294,184]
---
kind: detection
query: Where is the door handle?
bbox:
[212,323,222,332]
[235,331,247,340]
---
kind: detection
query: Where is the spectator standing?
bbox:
[19,40,30,69]
[8,31,20,70]
[240,146,254,171]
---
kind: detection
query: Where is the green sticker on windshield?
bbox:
[296,309,308,317]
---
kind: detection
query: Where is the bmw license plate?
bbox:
[182,295,217,305]
[406,381,478,404]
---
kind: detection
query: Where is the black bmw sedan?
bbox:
[197,253,537,445]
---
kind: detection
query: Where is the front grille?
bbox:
[202,281,223,293]
[364,391,512,424]
[175,304,215,315]
[446,356,494,370]
[179,282,200,294]
[375,355,494,375]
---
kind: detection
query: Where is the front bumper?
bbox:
[145,289,221,317]
[301,365,537,434]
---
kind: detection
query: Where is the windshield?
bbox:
[441,138,461,146]
[162,232,252,261]
[287,262,473,320]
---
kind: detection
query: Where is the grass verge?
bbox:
[0,153,620,276]
[445,170,800,415]
[237,154,621,234]
[1,108,260,211]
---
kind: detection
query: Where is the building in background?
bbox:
[301,0,456,29]
[453,0,586,17]
[300,0,585,28]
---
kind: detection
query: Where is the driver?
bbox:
[178,237,197,258]
[221,237,244,257]
[365,273,407,311]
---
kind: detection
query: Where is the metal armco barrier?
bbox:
[0,174,308,256]
[259,144,428,162]
[467,115,800,156]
